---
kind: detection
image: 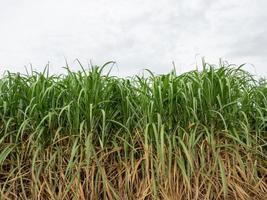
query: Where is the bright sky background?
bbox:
[0,0,266,77]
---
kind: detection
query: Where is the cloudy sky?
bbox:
[0,0,266,77]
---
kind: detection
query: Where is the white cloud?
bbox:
[0,0,266,77]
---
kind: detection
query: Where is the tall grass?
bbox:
[0,60,266,199]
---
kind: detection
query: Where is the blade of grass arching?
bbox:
[0,130,12,148]
[57,102,73,129]
[0,144,14,166]
[75,59,88,76]
[108,119,133,158]
[100,61,116,76]
[210,110,228,131]
[3,117,14,136]
[15,118,31,143]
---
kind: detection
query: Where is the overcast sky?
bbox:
[0,0,266,77]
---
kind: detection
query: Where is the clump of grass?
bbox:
[0,60,266,199]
